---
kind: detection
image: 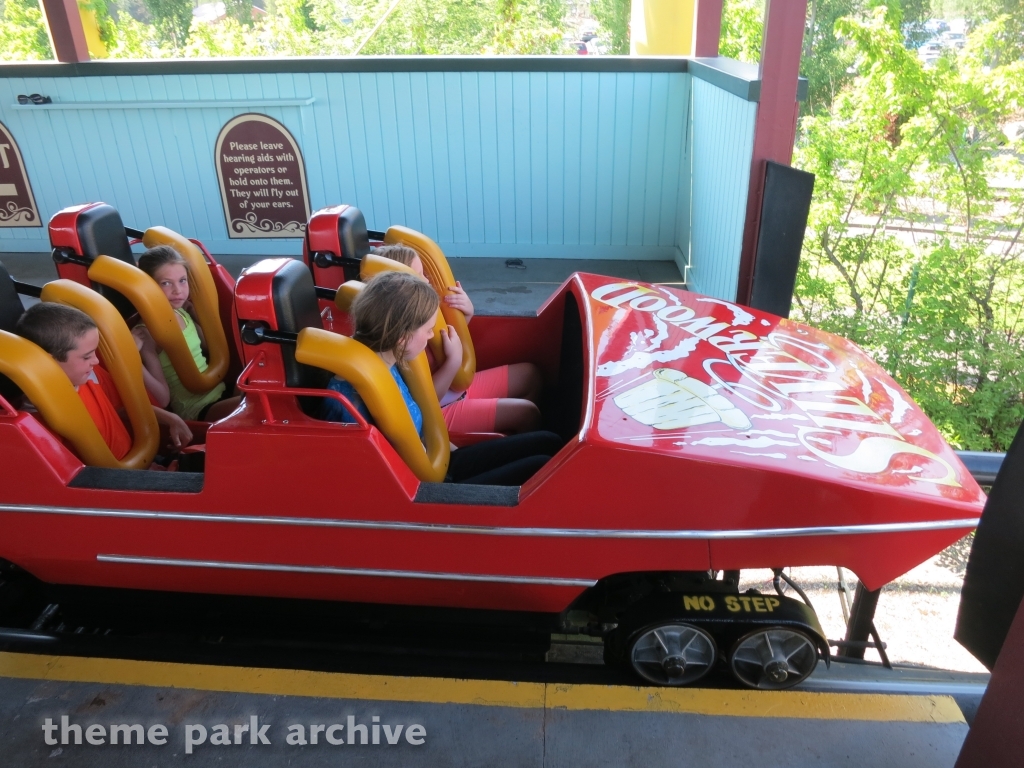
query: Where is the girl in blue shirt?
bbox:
[323,272,561,486]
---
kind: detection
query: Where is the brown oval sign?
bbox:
[0,121,41,228]
[215,114,311,238]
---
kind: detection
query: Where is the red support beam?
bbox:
[692,0,724,58]
[39,0,90,63]
[735,0,806,305]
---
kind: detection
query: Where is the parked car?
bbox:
[942,32,966,49]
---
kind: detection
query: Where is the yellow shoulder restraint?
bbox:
[87,226,229,395]
[301,284,449,483]
[0,280,158,468]
[376,226,476,392]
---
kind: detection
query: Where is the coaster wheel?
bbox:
[626,622,718,686]
[729,627,819,690]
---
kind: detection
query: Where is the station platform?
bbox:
[0,251,685,316]
[0,650,971,767]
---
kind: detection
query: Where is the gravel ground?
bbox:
[738,535,987,674]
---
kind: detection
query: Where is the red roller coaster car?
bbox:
[0,202,984,690]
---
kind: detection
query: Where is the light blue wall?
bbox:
[0,69,692,261]
[686,76,757,300]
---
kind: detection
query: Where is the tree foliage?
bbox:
[0,0,53,60]
[719,0,861,115]
[801,0,861,115]
[224,0,255,26]
[590,0,629,55]
[794,9,1024,451]
[720,0,935,115]
[142,0,194,49]
[719,0,763,63]
[355,0,566,55]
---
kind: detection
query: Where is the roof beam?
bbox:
[735,0,806,306]
[39,0,90,63]
[692,0,724,57]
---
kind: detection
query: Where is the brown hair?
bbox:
[17,303,97,362]
[137,245,189,279]
[351,272,438,366]
[373,244,420,269]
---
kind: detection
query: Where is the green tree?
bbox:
[355,0,567,55]
[590,0,629,54]
[357,0,492,55]
[720,0,859,114]
[0,0,54,60]
[794,9,1024,451]
[964,13,1024,65]
[487,0,565,53]
[107,13,173,57]
[142,0,194,49]
[719,0,763,63]
[721,1,937,115]
[30,0,575,59]
[801,0,862,115]
[306,0,380,53]
[224,0,255,26]
[258,0,322,54]
[184,14,251,55]
[184,0,320,55]
[79,0,120,50]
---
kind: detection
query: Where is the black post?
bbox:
[839,583,881,660]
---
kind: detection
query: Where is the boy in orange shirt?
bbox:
[16,303,191,460]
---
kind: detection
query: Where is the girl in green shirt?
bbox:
[132,246,240,422]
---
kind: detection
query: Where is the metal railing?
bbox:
[955,451,1005,487]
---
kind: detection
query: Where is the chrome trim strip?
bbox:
[96,554,597,588]
[0,504,978,539]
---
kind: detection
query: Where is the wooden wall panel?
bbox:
[686,77,757,299]
[0,69,706,264]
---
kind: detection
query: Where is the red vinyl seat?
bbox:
[303,205,373,291]
[48,202,137,318]
[235,258,331,418]
[0,260,25,404]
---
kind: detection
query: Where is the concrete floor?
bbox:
[0,251,684,316]
[0,651,970,768]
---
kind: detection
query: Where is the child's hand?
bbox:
[443,282,474,320]
[164,412,193,450]
[131,325,153,354]
[131,327,144,352]
[440,324,463,366]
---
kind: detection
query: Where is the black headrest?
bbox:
[0,260,24,403]
[271,259,331,391]
[338,207,371,262]
[76,204,134,265]
[0,260,23,335]
[74,204,136,318]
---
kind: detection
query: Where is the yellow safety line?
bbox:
[0,652,544,708]
[0,652,964,723]
[545,682,965,722]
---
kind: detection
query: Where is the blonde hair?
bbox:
[373,244,420,269]
[351,272,438,365]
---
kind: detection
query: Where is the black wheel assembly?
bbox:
[626,622,717,686]
[729,626,819,690]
